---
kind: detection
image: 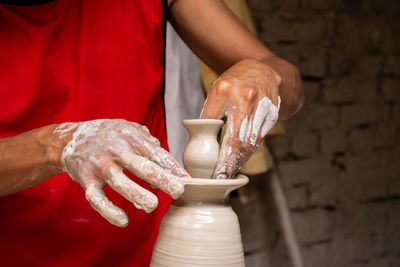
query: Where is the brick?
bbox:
[261,18,332,44]
[268,0,300,10]
[323,77,357,104]
[267,44,327,78]
[388,178,400,196]
[304,0,360,11]
[303,81,321,104]
[302,0,339,10]
[292,209,335,244]
[373,123,396,149]
[352,56,381,78]
[291,132,318,157]
[306,105,339,130]
[362,1,400,16]
[269,44,300,67]
[327,237,355,267]
[286,186,308,210]
[335,17,385,56]
[320,129,347,153]
[388,202,400,234]
[340,203,388,238]
[364,257,400,267]
[363,175,388,201]
[348,128,374,154]
[394,103,400,122]
[355,79,378,104]
[336,154,390,202]
[382,78,400,101]
[279,156,333,187]
[247,0,273,11]
[329,54,354,76]
[279,156,334,187]
[384,55,400,75]
[285,104,338,133]
[302,243,332,267]
[230,196,271,253]
[268,236,292,267]
[324,74,378,104]
[283,105,310,132]
[380,20,399,54]
[260,17,292,43]
[310,175,337,207]
[268,135,290,159]
[386,147,400,183]
[340,104,389,128]
[384,231,400,257]
[351,234,385,261]
[299,45,327,77]
[386,202,400,255]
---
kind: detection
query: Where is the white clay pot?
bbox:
[150,176,248,267]
[182,119,223,179]
[150,119,248,267]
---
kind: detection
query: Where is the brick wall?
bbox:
[248,0,400,266]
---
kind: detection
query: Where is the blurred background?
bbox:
[245,0,400,266]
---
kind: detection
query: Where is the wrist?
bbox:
[36,124,76,171]
[259,56,304,120]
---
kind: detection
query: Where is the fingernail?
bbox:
[169,179,184,199]
[139,194,158,213]
[116,217,129,228]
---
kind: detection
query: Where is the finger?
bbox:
[141,143,190,178]
[85,183,129,227]
[260,96,280,138]
[120,152,184,199]
[123,121,161,147]
[106,167,158,213]
[213,107,250,179]
[200,79,230,119]
[249,97,270,145]
[140,125,161,146]
[234,97,280,174]
[229,96,270,172]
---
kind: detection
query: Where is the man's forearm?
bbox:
[170,0,303,119]
[0,124,67,196]
[261,56,304,120]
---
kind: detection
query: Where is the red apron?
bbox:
[0,1,171,266]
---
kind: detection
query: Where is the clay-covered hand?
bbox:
[201,59,281,179]
[54,119,189,227]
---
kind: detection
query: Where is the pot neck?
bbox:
[182,119,223,138]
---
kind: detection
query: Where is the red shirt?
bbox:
[0,1,171,266]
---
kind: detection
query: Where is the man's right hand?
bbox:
[54,119,190,227]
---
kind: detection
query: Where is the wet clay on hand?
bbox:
[201,59,281,179]
[54,119,190,227]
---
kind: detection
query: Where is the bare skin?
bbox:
[170,0,303,178]
[0,124,66,196]
[0,0,303,225]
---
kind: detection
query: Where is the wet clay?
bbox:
[182,119,223,178]
[55,119,187,227]
[150,119,248,267]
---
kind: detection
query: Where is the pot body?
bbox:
[150,177,248,267]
